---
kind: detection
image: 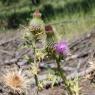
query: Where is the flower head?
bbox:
[54,41,70,56]
[3,69,30,93]
[45,25,54,36]
[29,10,45,36]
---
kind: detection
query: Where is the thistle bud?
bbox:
[29,9,46,50]
[45,25,54,36]
[45,25,57,49]
[29,9,45,37]
[45,25,57,57]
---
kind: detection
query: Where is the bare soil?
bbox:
[0,30,95,95]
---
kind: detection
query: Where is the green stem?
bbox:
[56,58,73,95]
[34,74,39,87]
[33,44,39,94]
[34,74,39,95]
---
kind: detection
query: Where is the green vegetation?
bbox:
[0,0,95,40]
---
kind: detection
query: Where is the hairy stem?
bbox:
[56,58,73,95]
[33,44,39,94]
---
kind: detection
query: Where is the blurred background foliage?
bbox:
[0,0,95,39]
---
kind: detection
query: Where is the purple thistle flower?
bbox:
[54,41,70,55]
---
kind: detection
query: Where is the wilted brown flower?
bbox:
[3,69,30,94]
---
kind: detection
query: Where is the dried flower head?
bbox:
[3,69,30,93]
[54,41,70,55]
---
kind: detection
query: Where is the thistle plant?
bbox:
[29,9,46,51]
[53,41,73,95]
[22,9,46,94]
[21,9,80,95]
[45,25,57,58]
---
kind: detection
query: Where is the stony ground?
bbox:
[0,29,95,95]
